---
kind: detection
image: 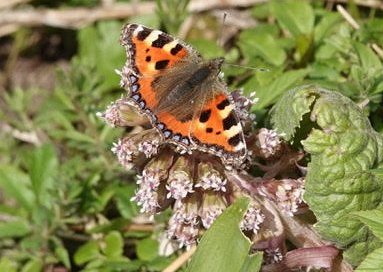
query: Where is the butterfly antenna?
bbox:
[218,12,228,48]
[224,63,270,72]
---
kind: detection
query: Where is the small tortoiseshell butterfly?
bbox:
[119,24,247,165]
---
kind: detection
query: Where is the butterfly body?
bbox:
[120,24,247,165]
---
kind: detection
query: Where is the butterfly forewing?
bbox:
[120,23,247,165]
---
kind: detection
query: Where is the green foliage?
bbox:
[156,0,190,34]
[271,85,383,265]
[353,207,383,271]
[77,21,125,92]
[187,198,262,272]
[1,0,383,271]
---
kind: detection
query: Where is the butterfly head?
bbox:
[208,57,225,74]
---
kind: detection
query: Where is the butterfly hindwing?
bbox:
[190,93,247,163]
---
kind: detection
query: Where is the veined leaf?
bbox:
[353,207,383,241]
[356,247,383,272]
[271,85,383,266]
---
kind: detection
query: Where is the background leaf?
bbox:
[186,198,259,272]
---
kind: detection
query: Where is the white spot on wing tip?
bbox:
[134,25,144,35]
[234,141,246,152]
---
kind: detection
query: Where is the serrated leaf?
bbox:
[270,85,317,140]
[186,197,251,272]
[271,85,383,266]
[136,238,159,261]
[270,0,314,36]
[353,208,383,241]
[356,247,383,272]
[104,231,124,258]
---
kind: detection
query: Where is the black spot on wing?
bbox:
[228,133,242,146]
[137,28,151,41]
[155,60,169,70]
[206,127,213,133]
[145,56,151,62]
[199,109,211,123]
[217,99,230,110]
[223,112,238,130]
[152,34,172,48]
[170,44,183,55]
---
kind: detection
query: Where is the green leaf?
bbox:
[74,240,101,265]
[0,257,17,272]
[189,39,225,59]
[55,246,71,269]
[27,144,57,204]
[136,238,159,261]
[353,42,382,71]
[356,247,383,272]
[314,12,342,44]
[270,85,317,140]
[271,85,383,266]
[21,259,43,272]
[240,252,263,272]
[238,29,286,66]
[270,0,314,36]
[104,231,124,258]
[146,256,173,271]
[62,130,97,144]
[0,219,31,238]
[353,208,383,241]
[187,197,251,272]
[0,165,34,210]
[115,185,139,219]
[251,69,308,110]
[78,21,125,91]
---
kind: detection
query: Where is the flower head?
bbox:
[255,128,282,158]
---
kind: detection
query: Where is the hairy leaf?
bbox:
[353,207,383,241]
[271,85,383,266]
[356,247,383,272]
